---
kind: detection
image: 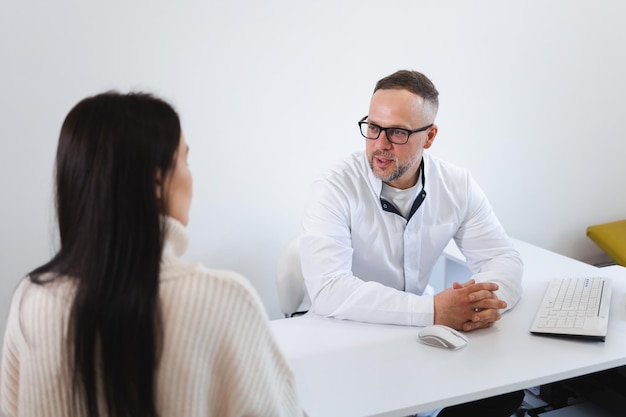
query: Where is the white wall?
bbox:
[2,0,625,353]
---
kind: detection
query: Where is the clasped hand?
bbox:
[434,279,507,332]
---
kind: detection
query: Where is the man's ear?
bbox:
[423,124,438,149]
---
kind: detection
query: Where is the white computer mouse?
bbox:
[418,324,468,350]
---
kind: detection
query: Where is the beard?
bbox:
[368,150,420,183]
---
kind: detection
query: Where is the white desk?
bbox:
[270,239,626,417]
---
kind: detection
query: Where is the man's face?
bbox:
[365,88,437,189]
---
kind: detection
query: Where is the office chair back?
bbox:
[276,237,310,318]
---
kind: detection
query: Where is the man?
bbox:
[299,70,524,416]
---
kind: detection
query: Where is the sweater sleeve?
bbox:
[157,266,304,417]
[212,273,304,417]
[1,280,25,417]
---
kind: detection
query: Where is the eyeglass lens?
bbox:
[360,123,409,143]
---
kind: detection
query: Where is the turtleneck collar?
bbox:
[162,216,188,258]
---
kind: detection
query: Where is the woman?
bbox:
[0,92,303,417]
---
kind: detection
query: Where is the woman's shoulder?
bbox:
[194,266,257,296]
[5,274,76,346]
[160,263,267,316]
[12,274,76,305]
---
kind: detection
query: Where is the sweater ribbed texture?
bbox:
[1,217,303,417]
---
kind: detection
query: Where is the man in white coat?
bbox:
[300,69,524,417]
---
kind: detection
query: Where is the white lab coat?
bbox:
[300,151,523,326]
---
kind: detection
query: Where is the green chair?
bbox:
[586,219,626,267]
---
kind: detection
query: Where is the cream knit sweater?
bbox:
[1,217,303,417]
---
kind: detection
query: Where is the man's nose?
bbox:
[375,130,393,148]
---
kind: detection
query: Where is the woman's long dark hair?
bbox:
[29,91,181,417]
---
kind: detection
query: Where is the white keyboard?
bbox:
[530,276,612,341]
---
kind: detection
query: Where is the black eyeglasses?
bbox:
[358,116,433,145]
